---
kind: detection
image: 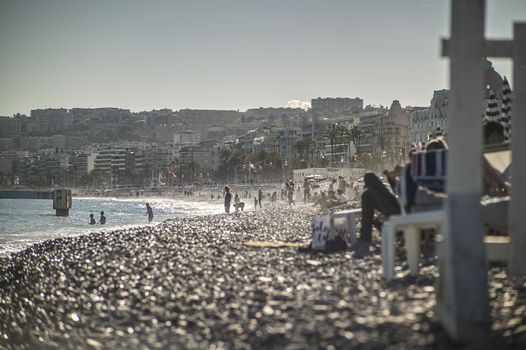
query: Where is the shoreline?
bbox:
[0,204,524,349]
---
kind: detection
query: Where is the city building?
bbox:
[31,108,70,133]
[0,116,21,138]
[174,130,201,146]
[311,97,363,117]
[410,90,449,144]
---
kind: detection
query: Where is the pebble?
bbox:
[0,203,524,349]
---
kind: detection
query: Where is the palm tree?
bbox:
[293,139,308,166]
[376,134,388,157]
[325,124,340,167]
[349,125,363,151]
[305,139,316,167]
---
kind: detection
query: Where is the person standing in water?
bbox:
[145,203,154,222]
[98,211,106,225]
[89,213,96,225]
[224,186,232,213]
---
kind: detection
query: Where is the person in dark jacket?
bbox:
[360,173,401,243]
[224,186,232,213]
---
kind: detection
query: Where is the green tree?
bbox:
[349,125,363,150]
[325,124,339,167]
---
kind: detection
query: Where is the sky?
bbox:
[0,0,525,116]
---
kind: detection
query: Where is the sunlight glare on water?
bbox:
[0,197,223,256]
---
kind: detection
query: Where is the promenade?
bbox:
[0,203,524,349]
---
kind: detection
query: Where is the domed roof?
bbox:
[484,59,503,98]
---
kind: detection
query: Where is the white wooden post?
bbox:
[510,23,526,278]
[437,0,490,342]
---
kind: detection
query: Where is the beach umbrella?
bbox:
[500,76,512,139]
[484,89,499,122]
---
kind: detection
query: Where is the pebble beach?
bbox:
[1,203,525,349]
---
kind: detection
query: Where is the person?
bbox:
[145,203,154,222]
[303,177,311,203]
[257,187,263,208]
[337,176,348,194]
[336,189,348,204]
[89,213,96,225]
[286,180,295,207]
[98,211,106,225]
[359,173,401,244]
[324,190,344,209]
[329,178,337,192]
[254,196,258,208]
[359,137,448,244]
[234,193,245,212]
[312,191,327,208]
[224,186,232,213]
[271,191,277,202]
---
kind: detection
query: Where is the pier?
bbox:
[0,189,72,216]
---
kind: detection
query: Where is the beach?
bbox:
[0,203,525,349]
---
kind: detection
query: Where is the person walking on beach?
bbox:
[257,187,263,208]
[286,180,295,207]
[98,211,106,225]
[145,203,154,222]
[224,185,232,213]
[89,213,96,225]
[303,177,311,203]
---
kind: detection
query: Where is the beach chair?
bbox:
[381,146,512,281]
[381,151,446,281]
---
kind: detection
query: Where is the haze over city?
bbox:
[1,0,525,116]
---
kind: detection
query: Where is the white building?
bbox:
[410,90,449,144]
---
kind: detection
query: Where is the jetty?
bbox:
[0,188,72,216]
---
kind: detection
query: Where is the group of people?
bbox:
[223,186,264,213]
[312,188,349,209]
[223,181,298,213]
[88,203,154,225]
[89,211,106,225]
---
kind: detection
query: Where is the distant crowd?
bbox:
[221,175,360,214]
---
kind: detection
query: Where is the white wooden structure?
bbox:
[438,0,525,342]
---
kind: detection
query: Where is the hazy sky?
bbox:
[0,0,525,116]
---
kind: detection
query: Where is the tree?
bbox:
[376,134,388,157]
[326,123,349,167]
[293,139,308,166]
[349,125,363,151]
[325,124,339,167]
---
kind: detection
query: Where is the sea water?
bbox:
[0,197,223,256]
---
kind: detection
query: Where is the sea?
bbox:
[0,197,224,257]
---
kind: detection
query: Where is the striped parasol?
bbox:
[500,76,512,139]
[484,89,500,122]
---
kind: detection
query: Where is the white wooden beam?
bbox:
[438,0,490,342]
[442,38,513,58]
[510,23,526,278]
